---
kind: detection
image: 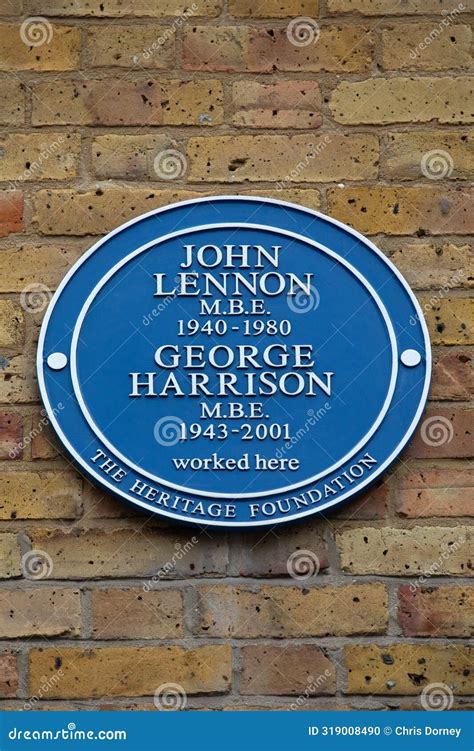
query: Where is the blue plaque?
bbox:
[38,196,431,527]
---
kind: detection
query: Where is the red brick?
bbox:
[407,407,473,459]
[32,79,223,126]
[183,25,373,73]
[396,468,474,518]
[229,522,328,577]
[431,351,473,401]
[91,588,184,639]
[0,192,23,237]
[0,652,18,697]
[241,645,336,695]
[0,412,23,460]
[232,80,322,129]
[398,585,474,637]
[331,480,388,519]
[250,25,373,72]
[31,410,61,460]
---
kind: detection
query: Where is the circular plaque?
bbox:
[38,196,431,527]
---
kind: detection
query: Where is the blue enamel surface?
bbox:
[38,197,430,527]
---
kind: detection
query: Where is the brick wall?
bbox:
[0,0,472,710]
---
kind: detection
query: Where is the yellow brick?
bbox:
[390,243,472,289]
[0,244,81,292]
[381,23,472,71]
[0,533,21,578]
[197,584,388,637]
[86,25,175,68]
[0,0,22,12]
[229,0,317,15]
[0,471,82,520]
[188,134,379,182]
[243,189,320,210]
[27,527,228,578]
[420,296,473,345]
[32,189,321,235]
[0,355,38,404]
[0,589,81,637]
[28,0,223,16]
[0,24,80,71]
[345,645,473,694]
[0,80,24,125]
[29,645,231,698]
[330,77,473,124]
[327,187,473,235]
[0,301,24,347]
[0,134,79,181]
[337,526,471,575]
[382,131,473,180]
[91,134,178,179]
